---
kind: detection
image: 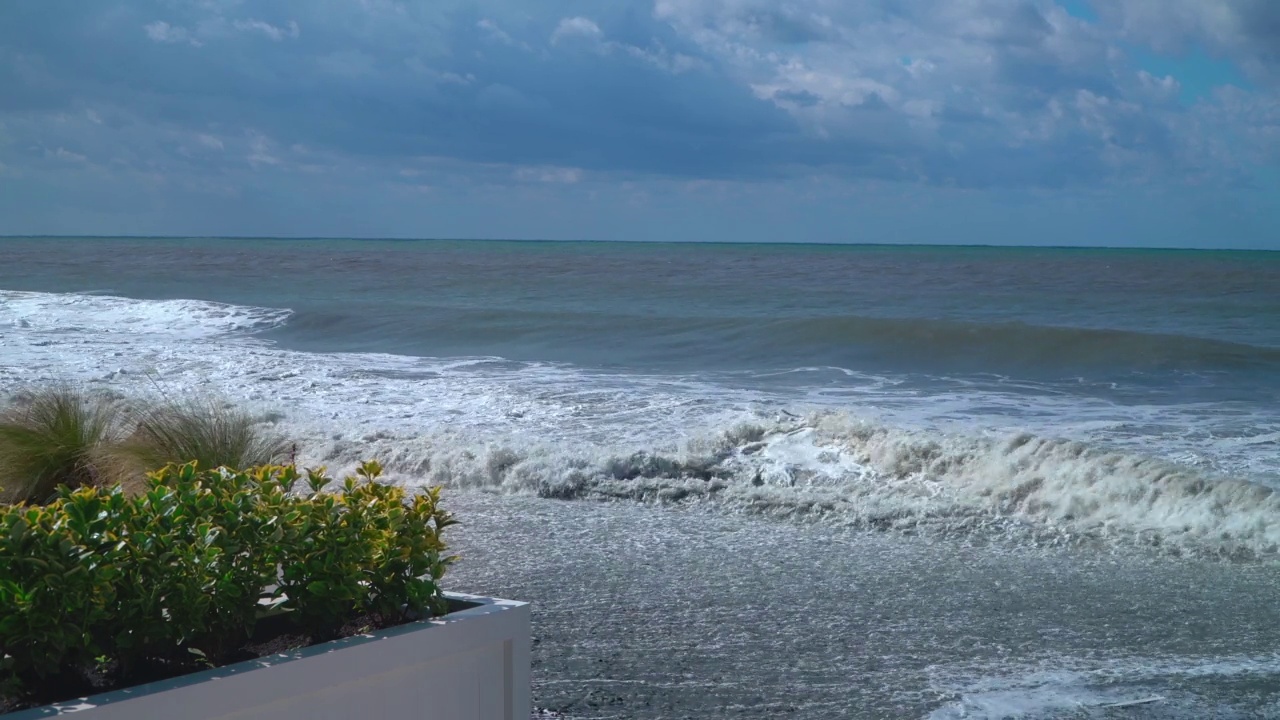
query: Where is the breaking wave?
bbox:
[2,288,1278,560]
[0,290,291,339]
[321,412,1280,560]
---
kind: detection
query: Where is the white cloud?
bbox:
[549,16,701,73]
[514,166,584,184]
[196,133,224,150]
[620,41,704,74]
[404,57,475,84]
[1103,0,1242,54]
[478,18,530,50]
[646,0,1242,183]
[232,19,300,41]
[1136,70,1182,103]
[53,147,87,162]
[143,21,202,47]
[247,133,280,168]
[551,17,604,45]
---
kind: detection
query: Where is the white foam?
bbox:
[0,290,291,339]
[1,289,1278,559]
[927,652,1280,719]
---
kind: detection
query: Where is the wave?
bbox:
[275,303,1280,376]
[315,412,1280,560]
[0,290,291,339]
[2,289,1278,560]
[764,315,1280,372]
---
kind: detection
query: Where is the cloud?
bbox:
[477,18,528,50]
[196,133,224,150]
[551,17,603,45]
[649,0,1280,186]
[246,133,280,168]
[0,0,1277,246]
[52,147,87,162]
[1102,0,1280,83]
[1136,70,1181,101]
[143,21,201,46]
[513,165,584,183]
[232,19,300,41]
[548,15,702,74]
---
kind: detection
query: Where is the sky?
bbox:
[0,0,1278,248]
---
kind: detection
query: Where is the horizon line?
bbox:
[0,234,1276,253]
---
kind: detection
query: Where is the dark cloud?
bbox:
[1104,0,1280,84]
[1237,1,1280,78]
[0,0,809,180]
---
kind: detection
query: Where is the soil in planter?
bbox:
[1,598,480,715]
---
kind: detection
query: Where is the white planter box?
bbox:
[6,593,530,720]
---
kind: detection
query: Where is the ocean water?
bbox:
[1,237,1278,717]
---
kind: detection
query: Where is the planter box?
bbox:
[7,593,530,720]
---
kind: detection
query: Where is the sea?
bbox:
[1,237,1278,718]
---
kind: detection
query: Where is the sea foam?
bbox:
[927,651,1280,719]
[1,289,1277,559]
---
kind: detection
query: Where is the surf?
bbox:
[320,411,1280,560]
[2,288,1278,560]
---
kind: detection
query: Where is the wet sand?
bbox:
[445,492,1280,719]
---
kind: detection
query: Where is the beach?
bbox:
[448,492,1280,718]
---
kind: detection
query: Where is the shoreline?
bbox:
[444,491,1280,719]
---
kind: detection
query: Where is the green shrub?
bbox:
[0,387,129,503]
[0,461,456,702]
[275,462,458,633]
[0,489,127,682]
[115,399,289,473]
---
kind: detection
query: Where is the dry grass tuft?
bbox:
[0,386,130,503]
[115,398,290,474]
